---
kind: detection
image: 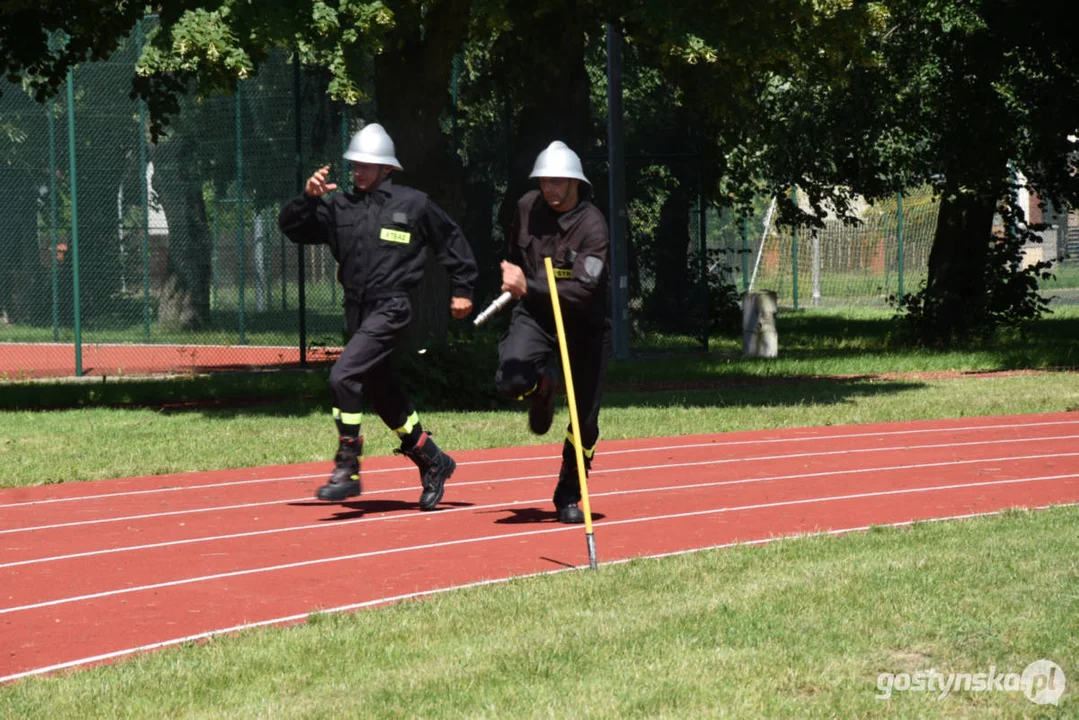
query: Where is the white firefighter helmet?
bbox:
[343,123,403,170]
[529,141,589,185]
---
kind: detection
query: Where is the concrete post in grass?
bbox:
[742,290,778,358]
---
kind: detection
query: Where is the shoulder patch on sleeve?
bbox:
[584,256,604,278]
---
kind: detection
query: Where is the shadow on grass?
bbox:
[4,310,1075,414]
[175,376,926,418]
[600,378,926,411]
[695,312,1079,364]
[0,372,928,417]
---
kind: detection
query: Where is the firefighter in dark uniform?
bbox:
[278,123,478,509]
[495,141,612,524]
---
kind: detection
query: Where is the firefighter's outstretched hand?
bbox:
[451,296,473,319]
[305,165,338,197]
[500,261,527,299]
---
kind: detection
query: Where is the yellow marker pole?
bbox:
[544,257,598,570]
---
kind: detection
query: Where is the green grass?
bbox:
[2,307,1078,487]
[1043,261,1079,288]
[2,506,1075,718]
[753,269,932,306]
[4,276,1079,352]
[624,305,1079,377]
[2,373,1079,488]
[1,310,1077,716]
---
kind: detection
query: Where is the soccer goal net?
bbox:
[744,189,939,309]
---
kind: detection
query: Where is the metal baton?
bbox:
[473,291,513,326]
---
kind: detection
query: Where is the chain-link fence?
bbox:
[4,22,1079,376]
[0,34,751,373]
[749,189,938,309]
[746,189,1079,311]
[0,19,359,377]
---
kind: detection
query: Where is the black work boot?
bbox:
[316,436,363,501]
[399,432,456,511]
[553,457,589,524]
[528,367,559,435]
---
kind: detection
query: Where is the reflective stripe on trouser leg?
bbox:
[565,431,599,459]
[564,430,596,460]
[393,411,420,438]
[334,408,363,426]
[333,407,363,438]
[516,381,539,401]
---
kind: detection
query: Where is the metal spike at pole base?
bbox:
[586,533,598,571]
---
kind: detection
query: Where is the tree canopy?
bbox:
[735,0,1079,338]
[4,0,1078,341]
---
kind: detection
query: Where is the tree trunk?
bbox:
[373,0,471,349]
[0,189,43,325]
[651,181,693,331]
[75,179,123,323]
[74,88,142,326]
[153,131,212,329]
[921,191,997,340]
[497,9,595,238]
[463,177,498,304]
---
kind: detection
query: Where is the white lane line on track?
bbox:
[2,500,1076,686]
[5,434,1079,535]
[4,442,1074,537]
[2,471,1077,616]
[4,417,1077,508]
[2,451,1079,569]
[10,451,1061,569]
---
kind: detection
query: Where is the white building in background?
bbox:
[1012,167,1068,267]
[146,161,169,237]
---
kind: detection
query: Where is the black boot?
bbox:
[528,367,559,435]
[316,436,363,501]
[553,457,588,524]
[399,432,455,511]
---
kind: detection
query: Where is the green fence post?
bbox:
[293,54,306,366]
[697,184,708,352]
[211,200,218,311]
[897,190,905,300]
[236,84,246,345]
[336,107,347,309]
[606,23,630,361]
[48,101,59,341]
[740,216,749,293]
[451,53,461,151]
[280,212,286,312]
[66,70,82,375]
[264,210,272,312]
[136,19,151,340]
[791,186,799,311]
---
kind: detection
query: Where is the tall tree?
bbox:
[722,0,1079,341]
[30,0,1050,347]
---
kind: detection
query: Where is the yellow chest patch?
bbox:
[552,268,573,279]
[380,228,411,244]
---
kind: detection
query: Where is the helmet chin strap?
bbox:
[353,166,393,192]
[542,178,580,212]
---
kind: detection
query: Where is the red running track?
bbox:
[2,411,1079,683]
[0,343,339,379]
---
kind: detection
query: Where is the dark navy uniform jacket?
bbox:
[508,189,610,331]
[278,179,477,306]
